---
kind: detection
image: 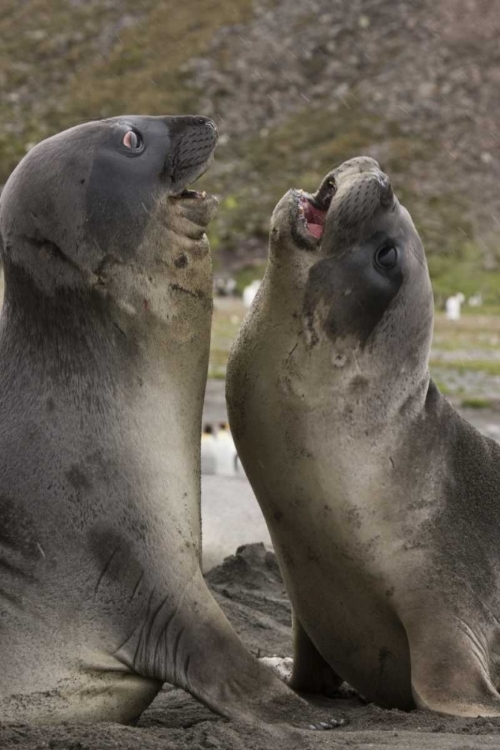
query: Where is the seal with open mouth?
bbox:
[227,156,500,717]
[0,116,341,729]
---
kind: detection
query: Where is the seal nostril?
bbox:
[193,117,218,135]
[380,182,394,208]
[311,176,336,212]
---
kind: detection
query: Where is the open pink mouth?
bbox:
[298,195,328,239]
[296,178,335,241]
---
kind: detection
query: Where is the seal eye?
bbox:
[122,130,142,149]
[375,244,398,271]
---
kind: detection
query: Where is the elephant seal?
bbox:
[0,117,339,729]
[227,156,500,717]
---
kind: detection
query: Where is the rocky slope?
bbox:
[1,0,499,299]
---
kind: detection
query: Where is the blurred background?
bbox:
[1,0,500,564]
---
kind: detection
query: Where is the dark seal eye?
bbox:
[122,130,142,149]
[375,244,398,271]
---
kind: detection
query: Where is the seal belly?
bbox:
[252,451,414,708]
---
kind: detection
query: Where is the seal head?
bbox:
[0,115,219,292]
[263,157,433,405]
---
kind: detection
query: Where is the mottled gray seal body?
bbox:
[227,156,500,717]
[0,117,335,728]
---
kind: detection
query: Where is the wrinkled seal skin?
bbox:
[0,117,336,728]
[227,156,500,717]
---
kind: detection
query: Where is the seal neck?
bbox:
[1,258,211,398]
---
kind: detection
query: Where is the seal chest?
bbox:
[227,156,500,717]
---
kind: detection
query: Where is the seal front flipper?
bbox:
[406,610,500,717]
[115,569,344,729]
[289,614,343,697]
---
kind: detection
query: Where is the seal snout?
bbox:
[164,115,219,198]
[324,159,396,237]
[289,158,395,248]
